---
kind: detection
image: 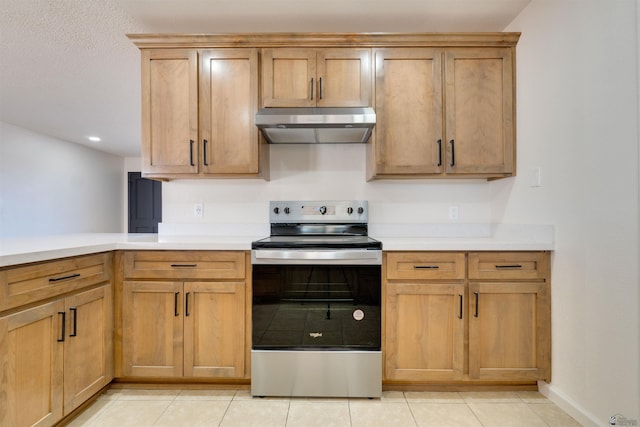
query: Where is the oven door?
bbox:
[252,262,381,350]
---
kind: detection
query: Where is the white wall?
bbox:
[501,0,639,425]
[0,122,124,237]
[161,144,493,227]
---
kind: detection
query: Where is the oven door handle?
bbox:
[252,249,382,265]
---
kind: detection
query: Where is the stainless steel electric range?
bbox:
[251,200,382,398]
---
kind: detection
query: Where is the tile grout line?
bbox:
[402,392,420,427]
[284,397,292,427]
[150,391,179,426]
[216,390,237,427]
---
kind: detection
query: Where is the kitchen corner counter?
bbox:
[0,233,259,268]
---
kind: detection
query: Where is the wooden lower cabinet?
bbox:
[468,281,550,381]
[0,300,64,427]
[385,282,465,381]
[0,283,112,427]
[384,251,551,384]
[122,280,245,378]
[63,285,114,414]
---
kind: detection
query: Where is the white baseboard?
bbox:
[538,382,602,427]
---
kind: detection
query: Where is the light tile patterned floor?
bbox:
[65,388,583,427]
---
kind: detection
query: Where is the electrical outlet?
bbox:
[193,203,203,217]
[448,206,459,222]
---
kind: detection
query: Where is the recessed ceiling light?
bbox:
[88,136,101,142]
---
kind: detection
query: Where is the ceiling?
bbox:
[0,0,531,158]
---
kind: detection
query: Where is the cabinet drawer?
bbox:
[386,252,465,280]
[468,252,549,280]
[124,251,245,280]
[0,253,112,312]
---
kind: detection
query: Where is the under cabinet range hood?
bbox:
[255,107,376,144]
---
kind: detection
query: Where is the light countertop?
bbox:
[0,224,554,268]
[0,233,259,267]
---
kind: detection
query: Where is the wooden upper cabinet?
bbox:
[368,46,516,180]
[140,48,265,179]
[200,49,260,175]
[142,49,199,175]
[261,48,371,107]
[445,48,515,175]
[370,48,444,176]
[130,33,518,180]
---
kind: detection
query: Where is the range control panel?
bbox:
[269,200,368,223]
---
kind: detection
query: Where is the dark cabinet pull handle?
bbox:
[69,307,77,337]
[450,139,455,167]
[170,264,197,268]
[495,264,523,269]
[310,78,314,100]
[49,273,80,283]
[174,292,179,317]
[58,311,66,342]
[203,139,208,166]
[437,139,442,166]
[458,295,463,319]
[319,77,323,100]
[189,140,195,166]
[185,292,191,317]
[414,265,439,269]
[473,292,479,317]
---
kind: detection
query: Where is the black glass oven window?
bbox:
[252,265,381,350]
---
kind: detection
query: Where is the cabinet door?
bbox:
[316,49,371,107]
[122,281,183,377]
[468,282,550,381]
[183,281,245,378]
[200,49,259,174]
[444,48,515,175]
[385,282,464,381]
[141,49,199,175]
[371,48,444,176]
[262,48,317,107]
[63,284,113,415]
[0,300,64,427]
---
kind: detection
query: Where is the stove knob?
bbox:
[347,207,354,215]
[319,206,327,215]
[284,207,290,214]
[273,207,280,214]
[358,207,364,214]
